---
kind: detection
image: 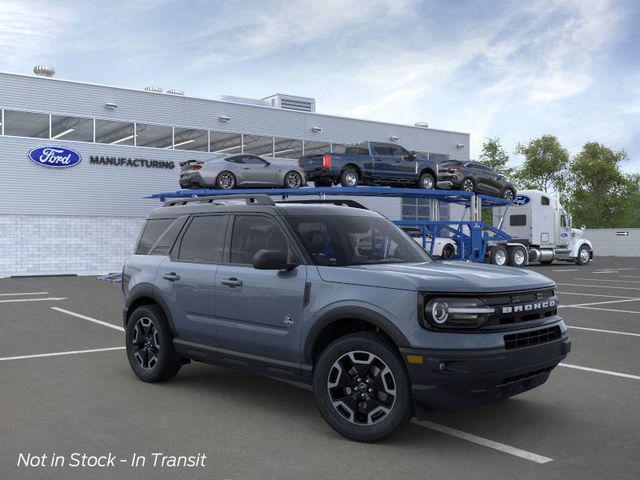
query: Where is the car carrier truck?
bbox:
[489,189,593,267]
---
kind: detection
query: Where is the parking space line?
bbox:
[0,346,125,362]
[560,363,640,381]
[557,283,640,291]
[559,298,640,308]
[413,420,553,464]
[567,325,640,337]
[267,377,553,464]
[0,291,49,296]
[565,305,640,315]
[552,269,578,272]
[0,297,66,304]
[51,307,124,332]
[557,291,636,299]
[572,278,640,284]
[621,275,640,279]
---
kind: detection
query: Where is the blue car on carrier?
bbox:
[298,141,439,189]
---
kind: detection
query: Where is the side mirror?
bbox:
[252,249,296,270]
[581,225,586,231]
[405,151,416,161]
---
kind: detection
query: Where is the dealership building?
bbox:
[0,69,470,277]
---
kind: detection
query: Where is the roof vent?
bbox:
[262,94,316,112]
[414,122,429,128]
[167,88,185,96]
[33,65,55,77]
[144,85,163,93]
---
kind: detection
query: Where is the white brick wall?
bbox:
[0,215,145,278]
[584,228,640,257]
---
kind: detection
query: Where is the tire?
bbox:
[576,245,591,266]
[490,245,508,266]
[340,168,359,187]
[314,179,332,188]
[507,246,526,267]
[313,332,413,443]
[462,178,475,192]
[441,243,455,260]
[503,187,515,201]
[418,172,435,190]
[125,305,181,383]
[216,171,236,190]
[284,171,303,189]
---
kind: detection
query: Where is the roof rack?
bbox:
[163,194,275,207]
[276,199,368,209]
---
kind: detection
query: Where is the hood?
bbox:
[317,261,555,293]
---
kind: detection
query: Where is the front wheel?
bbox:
[576,245,591,265]
[313,332,413,442]
[418,172,435,189]
[284,171,303,189]
[125,305,181,383]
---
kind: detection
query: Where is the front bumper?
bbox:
[401,334,571,416]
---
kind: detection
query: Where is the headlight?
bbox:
[424,297,494,329]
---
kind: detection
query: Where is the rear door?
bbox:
[215,213,307,370]
[156,214,229,346]
[371,143,397,180]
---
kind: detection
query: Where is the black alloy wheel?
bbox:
[462,178,475,192]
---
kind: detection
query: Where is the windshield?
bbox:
[286,214,433,266]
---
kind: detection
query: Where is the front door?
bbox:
[215,214,307,369]
[241,155,279,185]
[155,214,228,345]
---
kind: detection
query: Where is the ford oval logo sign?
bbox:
[514,195,530,206]
[28,146,82,168]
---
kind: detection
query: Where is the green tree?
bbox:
[515,135,569,192]
[478,137,514,177]
[566,142,636,228]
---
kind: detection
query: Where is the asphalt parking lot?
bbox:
[1,258,639,480]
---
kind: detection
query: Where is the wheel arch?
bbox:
[342,163,362,177]
[124,284,177,336]
[419,167,436,179]
[303,306,410,368]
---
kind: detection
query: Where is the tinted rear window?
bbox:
[345,147,369,156]
[136,219,174,254]
[178,215,227,263]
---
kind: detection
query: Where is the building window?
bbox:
[243,134,274,156]
[3,110,49,138]
[274,137,303,158]
[429,153,450,163]
[95,119,135,145]
[303,140,331,156]
[51,115,93,142]
[210,131,242,154]
[173,127,208,151]
[135,123,172,149]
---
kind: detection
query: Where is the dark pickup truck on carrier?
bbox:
[298,141,439,189]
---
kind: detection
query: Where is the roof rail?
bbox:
[163,194,275,207]
[277,199,368,209]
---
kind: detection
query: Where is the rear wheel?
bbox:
[125,305,181,383]
[462,178,475,192]
[508,246,527,267]
[490,245,508,266]
[216,171,236,190]
[418,172,435,189]
[340,168,359,187]
[284,171,303,189]
[313,332,413,442]
[441,243,455,259]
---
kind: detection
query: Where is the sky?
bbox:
[1,0,639,171]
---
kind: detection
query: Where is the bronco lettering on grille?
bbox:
[501,299,556,314]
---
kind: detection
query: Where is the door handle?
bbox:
[221,277,243,287]
[163,272,180,281]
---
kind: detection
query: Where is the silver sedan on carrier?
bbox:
[179,154,307,190]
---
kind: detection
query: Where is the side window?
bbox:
[136,218,174,254]
[178,215,227,263]
[541,196,550,206]
[561,215,567,227]
[149,216,188,255]
[373,144,391,156]
[225,156,243,164]
[510,215,527,227]
[389,145,407,158]
[230,216,290,265]
[243,155,267,165]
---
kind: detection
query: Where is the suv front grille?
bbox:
[481,288,558,329]
[504,326,561,350]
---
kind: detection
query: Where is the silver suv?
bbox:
[122,194,571,442]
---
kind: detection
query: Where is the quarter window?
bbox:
[178,215,227,263]
[230,216,289,265]
[3,110,49,138]
[136,218,175,255]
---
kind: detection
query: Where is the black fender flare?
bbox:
[302,305,410,365]
[124,283,178,336]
